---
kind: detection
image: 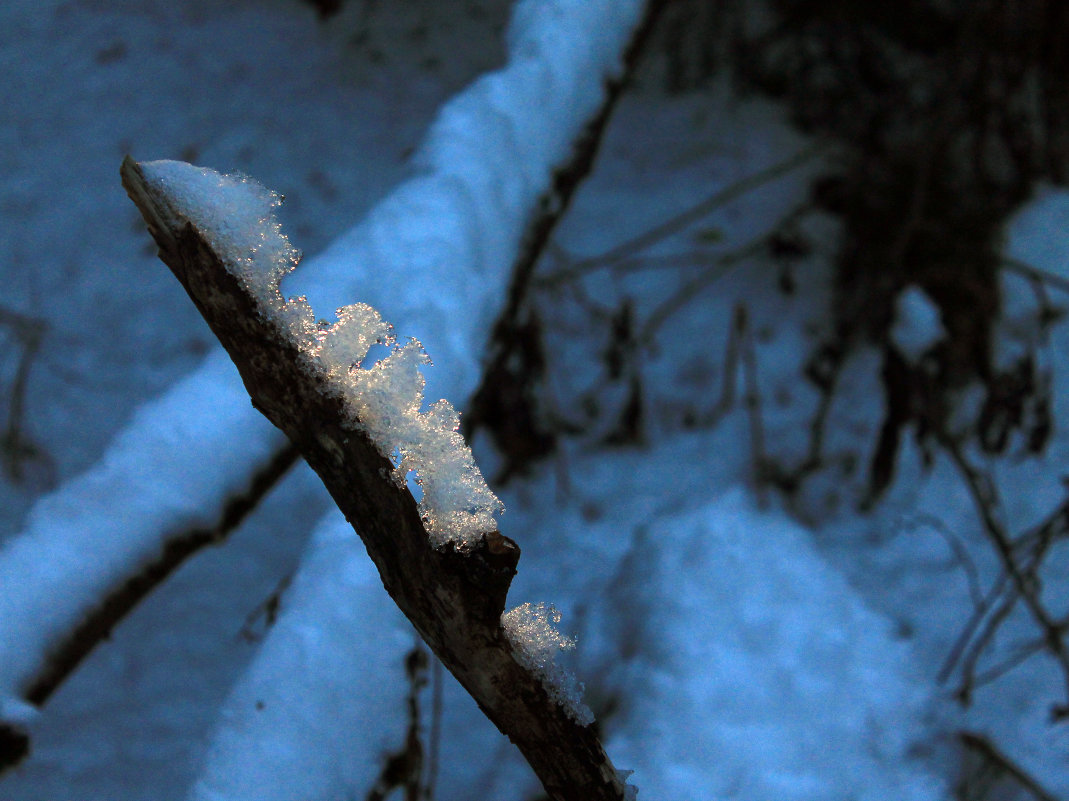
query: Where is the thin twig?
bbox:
[959,731,1062,801]
[567,142,823,274]
[1002,255,1069,296]
[941,436,1069,708]
[735,305,769,505]
[0,308,48,483]
[938,569,1010,685]
[905,514,986,611]
[638,205,810,345]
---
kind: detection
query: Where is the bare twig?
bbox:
[937,569,1010,686]
[0,307,48,483]
[939,435,1069,710]
[1002,255,1069,297]
[239,570,295,643]
[905,514,986,612]
[563,142,823,275]
[959,731,1062,801]
[122,158,630,801]
[637,204,812,346]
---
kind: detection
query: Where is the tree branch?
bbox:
[121,157,630,801]
[24,443,300,707]
[0,402,295,776]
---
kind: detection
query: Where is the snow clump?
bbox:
[889,285,945,363]
[501,602,593,726]
[138,160,503,548]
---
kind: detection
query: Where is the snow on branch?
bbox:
[130,159,505,551]
[0,0,652,788]
[121,153,624,801]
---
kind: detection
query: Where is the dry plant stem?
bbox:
[941,436,1069,708]
[121,158,629,801]
[959,731,1061,801]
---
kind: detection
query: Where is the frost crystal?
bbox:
[143,161,503,549]
[501,602,593,726]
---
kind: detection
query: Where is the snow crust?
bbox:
[501,601,592,726]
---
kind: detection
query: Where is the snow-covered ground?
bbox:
[2,1,1068,799]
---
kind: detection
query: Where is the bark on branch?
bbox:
[121,157,631,801]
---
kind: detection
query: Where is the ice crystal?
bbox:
[501,602,593,726]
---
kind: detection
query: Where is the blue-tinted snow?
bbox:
[3,1,1069,800]
[890,286,946,363]
[189,512,414,801]
[293,0,644,405]
[0,350,284,706]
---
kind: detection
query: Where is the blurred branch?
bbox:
[25,442,300,707]
[1002,256,1069,297]
[541,141,823,285]
[0,439,299,774]
[938,435,1069,714]
[0,307,48,483]
[958,731,1061,801]
[498,0,673,326]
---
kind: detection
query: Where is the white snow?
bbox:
[188,511,414,801]
[139,160,301,313]
[598,489,945,801]
[0,349,285,707]
[501,601,593,726]
[890,285,945,363]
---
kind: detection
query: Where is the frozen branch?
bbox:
[121,157,629,801]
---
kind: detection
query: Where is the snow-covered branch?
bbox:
[0,0,651,789]
[120,155,626,801]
